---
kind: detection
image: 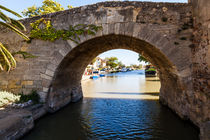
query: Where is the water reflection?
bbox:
[22,70,199,140]
[82,70,160,100]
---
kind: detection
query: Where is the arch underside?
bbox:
[47,35,185,118]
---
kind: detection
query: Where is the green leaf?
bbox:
[0,42,16,71]
[0,11,11,23]
[1,43,16,68]
[0,21,30,41]
[0,5,22,18]
[13,51,37,59]
[10,18,26,31]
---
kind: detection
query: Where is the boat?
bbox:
[90,75,99,79]
[92,71,99,74]
[145,65,156,77]
[127,68,132,71]
[99,74,105,77]
[121,68,127,72]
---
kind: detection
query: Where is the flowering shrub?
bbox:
[0,91,20,107]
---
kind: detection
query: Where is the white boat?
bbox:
[121,68,127,72]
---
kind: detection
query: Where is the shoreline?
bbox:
[0,71,208,140]
[0,96,206,140]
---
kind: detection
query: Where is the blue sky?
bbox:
[0,0,188,66]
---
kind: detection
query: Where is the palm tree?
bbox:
[0,5,29,71]
[138,54,149,63]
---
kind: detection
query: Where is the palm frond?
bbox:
[0,21,29,41]
[0,5,29,72]
[1,43,16,68]
[10,18,26,31]
[0,42,16,71]
[0,11,11,23]
[0,45,11,71]
[0,63,3,71]
[0,5,22,18]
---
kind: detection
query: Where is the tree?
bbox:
[106,57,119,69]
[0,5,29,71]
[22,0,101,44]
[138,64,143,69]
[22,0,72,17]
[117,61,125,69]
[130,64,138,69]
[138,54,149,63]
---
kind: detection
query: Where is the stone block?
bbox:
[8,80,21,89]
[119,23,126,35]
[47,63,58,71]
[23,75,41,81]
[133,23,143,37]
[0,81,8,86]
[43,87,49,92]
[38,92,47,102]
[45,69,55,77]
[42,79,51,88]
[200,121,210,140]
[114,23,121,35]
[40,74,52,80]
[137,26,154,41]
[102,23,109,35]
[58,49,68,57]
[21,81,33,86]
[51,54,63,65]
[67,40,77,49]
[108,23,115,34]
[124,22,135,37]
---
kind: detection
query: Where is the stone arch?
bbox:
[45,23,192,122]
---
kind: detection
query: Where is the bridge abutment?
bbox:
[191,0,210,139]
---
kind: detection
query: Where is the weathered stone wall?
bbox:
[190,0,210,139]
[0,1,208,136]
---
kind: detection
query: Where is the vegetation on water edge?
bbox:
[0,91,20,107]
[0,90,40,107]
[17,90,40,104]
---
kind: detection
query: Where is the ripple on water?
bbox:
[22,71,199,140]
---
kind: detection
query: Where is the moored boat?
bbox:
[145,65,156,77]
[90,75,99,79]
[99,74,105,77]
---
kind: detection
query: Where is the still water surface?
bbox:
[23,70,199,140]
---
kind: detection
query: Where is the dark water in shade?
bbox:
[22,70,199,140]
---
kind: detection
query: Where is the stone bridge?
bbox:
[0,1,209,137]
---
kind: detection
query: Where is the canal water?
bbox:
[22,70,199,140]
